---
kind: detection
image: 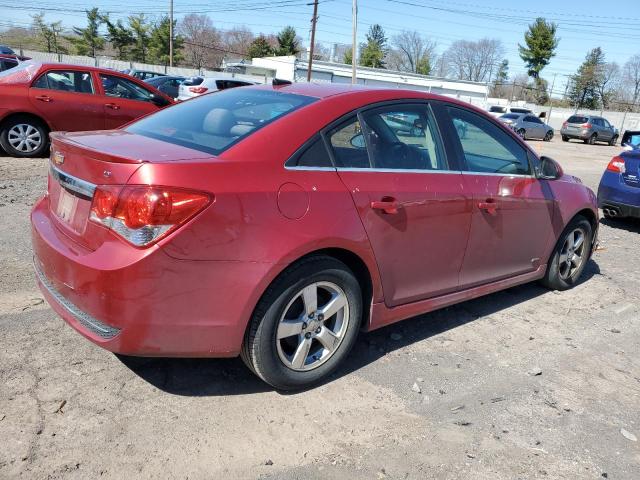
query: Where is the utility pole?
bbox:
[351,0,357,84]
[547,73,557,125]
[169,0,174,68]
[307,0,319,82]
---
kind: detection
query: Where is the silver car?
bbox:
[177,76,258,101]
[560,114,619,145]
[499,113,554,141]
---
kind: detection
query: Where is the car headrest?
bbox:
[202,108,235,136]
[229,124,253,137]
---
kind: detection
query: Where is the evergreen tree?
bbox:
[31,13,66,54]
[128,14,150,63]
[247,35,274,58]
[148,16,183,66]
[343,48,353,65]
[359,24,387,68]
[518,18,558,79]
[69,8,104,57]
[568,47,605,110]
[103,17,134,60]
[416,55,431,75]
[275,26,299,56]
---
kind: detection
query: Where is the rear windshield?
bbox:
[489,106,506,113]
[501,113,520,119]
[126,88,316,155]
[510,108,531,114]
[182,76,203,86]
[568,115,588,124]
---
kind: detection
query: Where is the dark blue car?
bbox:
[598,134,640,219]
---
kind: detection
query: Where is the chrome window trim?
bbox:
[336,167,463,174]
[49,163,96,198]
[284,166,336,171]
[459,171,535,178]
[34,259,120,339]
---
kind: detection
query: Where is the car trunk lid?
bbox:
[621,151,640,188]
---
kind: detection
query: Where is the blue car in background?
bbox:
[597,131,640,219]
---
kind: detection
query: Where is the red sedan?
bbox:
[0,62,174,158]
[31,83,598,389]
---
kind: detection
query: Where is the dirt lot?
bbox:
[1,138,639,480]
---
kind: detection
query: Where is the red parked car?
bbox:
[0,61,174,158]
[31,84,598,389]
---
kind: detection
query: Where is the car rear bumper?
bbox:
[597,171,640,218]
[31,196,272,357]
[560,128,590,139]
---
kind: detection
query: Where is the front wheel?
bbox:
[241,256,362,390]
[540,216,593,291]
[544,130,553,142]
[517,128,526,140]
[562,135,569,142]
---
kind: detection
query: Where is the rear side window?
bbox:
[287,137,333,168]
[32,70,94,93]
[447,106,530,175]
[568,115,588,124]
[126,88,315,155]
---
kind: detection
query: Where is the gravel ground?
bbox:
[0,138,639,480]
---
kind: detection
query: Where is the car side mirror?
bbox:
[538,156,563,180]
[150,93,170,107]
[350,133,366,149]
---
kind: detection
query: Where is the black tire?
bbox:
[241,256,362,390]
[586,133,597,145]
[562,135,569,142]
[544,130,553,142]
[0,115,49,158]
[540,216,593,291]
[517,128,526,140]
[609,135,618,146]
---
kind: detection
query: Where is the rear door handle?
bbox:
[105,103,121,110]
[35,95,52,102]
[478,198,500,215]
[371,197,400,214]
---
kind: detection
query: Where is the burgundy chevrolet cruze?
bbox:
[32,83,598,389]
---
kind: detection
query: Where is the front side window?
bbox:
[100,74,154,102]
[126,88,315,155]
[32,70,94,93]
[327,116,370,168]
[447,107,530,175]
[360,105,446,170]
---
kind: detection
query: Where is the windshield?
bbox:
[489,106,506,113]
[126,88,316,155]
[568,115,588,124]
[0,61,39,83]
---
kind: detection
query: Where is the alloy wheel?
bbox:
[7,124,42,153]
[558,228,586,280]
[276,281,350,372]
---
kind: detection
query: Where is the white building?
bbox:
[251,56,489,106]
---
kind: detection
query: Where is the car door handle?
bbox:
[105,103,121,110]
[478,199,500,215]
[35,95,52,102]
[371,197,400,214]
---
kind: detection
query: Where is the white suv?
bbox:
[177,76,258,101]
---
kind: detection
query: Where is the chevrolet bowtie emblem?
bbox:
[53,151,65,165]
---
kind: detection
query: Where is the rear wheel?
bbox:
[586,133,597,145]
[562,135,569,142]
[0,116,49,158]
[540,216,593,291]
[517,128,526,140]
[609,135,618,146]
[544,130,553,142]
[241,256,362,390]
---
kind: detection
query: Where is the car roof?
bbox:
[250,82,450,100]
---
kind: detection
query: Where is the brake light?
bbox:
[606,156,626,173]
[89,185,211,246]
[562,121,568,128]
[581,123,592,129]
[189,86,208,94]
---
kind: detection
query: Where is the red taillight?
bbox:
[606,156,626,173]
[581,123,592,129]
[189,86,208,94]
[90,185,211,246]
[562,121,568,128]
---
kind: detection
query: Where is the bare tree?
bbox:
[311,42,330,61]
[622,54,640,109]
[388,30,437,74]
[597,62,620,110]
[444,38,504,82]
[180,14,222,69]
[222,26,254,58]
